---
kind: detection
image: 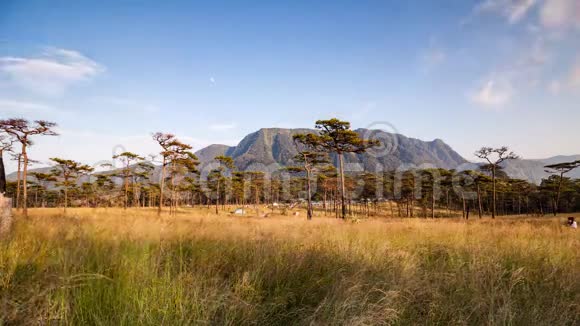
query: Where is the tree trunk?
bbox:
[158,160,166,216]
[64,183,68,214]
[477,183,483,219]
[397,201,402,217]
[0,150,6,194]
[554,172,564,216]
[215,179,220,215]
[123,173,129,210]
[462,193,466,219]
[491,168,496,219]
[133,183,140,208]
[338,154,346,219]
[22,144,29,217]
[323,187,327,216]
[16,155,21,210]
[431,189,435,218]
[446,189,450,217]
[306,170,313,220]
[170,172,176,215]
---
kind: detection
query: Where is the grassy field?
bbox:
[1,208,578,325]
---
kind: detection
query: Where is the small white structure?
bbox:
[232,208,246,216]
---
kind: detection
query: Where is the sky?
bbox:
[1,0,579,173]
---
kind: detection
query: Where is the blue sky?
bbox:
[1,0,579,172]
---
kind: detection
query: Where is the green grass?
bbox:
[1,208,579,325]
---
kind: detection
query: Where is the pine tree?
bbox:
[30,172,57,208]
[287,134,330,220]
[208,156,234,214]
[475,147,518,219]
[152,133,197,215]
[298,119,378,219]
[112,152,144,209]
[0,119,58,216]
[50,158,94,213]
[544,160,580,216]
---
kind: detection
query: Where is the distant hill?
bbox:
[194,144,235,164]
[6,167,54,182]
[534,155,580,166]
[500,155,580,184]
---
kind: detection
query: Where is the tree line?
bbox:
[1,118,579,219]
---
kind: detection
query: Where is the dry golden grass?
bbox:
[1,207,578,325]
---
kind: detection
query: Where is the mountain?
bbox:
[193,128,467,173]
[534,155,580,166]
[6,167,54,182]
[194,144,235,163]
[191,129,580,184]
[500,155,580,184]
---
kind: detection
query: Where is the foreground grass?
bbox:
[1,208,579,325]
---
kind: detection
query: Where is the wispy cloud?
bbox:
[540,0,580,30]
[470,78,514,107]
[472,0,580,30]
[208,122,237,131]
[0,47,104,96]
[475,0,537,24]
[469,0,580,100]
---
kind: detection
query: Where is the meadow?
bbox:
[1,208,578,325]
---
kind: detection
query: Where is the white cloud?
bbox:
[0,99,56,114]
[208,123,237,131]
[476,0,537,24]
[0,47,104,96]
[474,0,580,30]
[540,0,580,30]
[471,78,514,107]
